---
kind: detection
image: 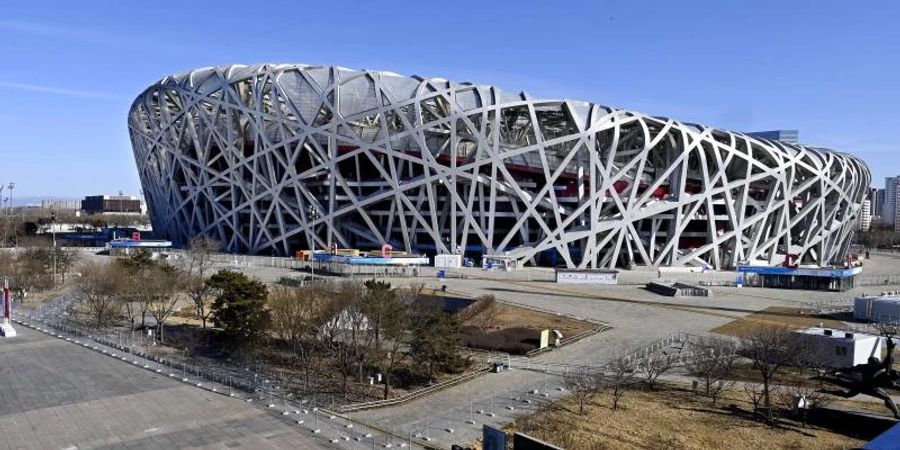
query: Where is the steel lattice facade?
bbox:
[128,64,870,269]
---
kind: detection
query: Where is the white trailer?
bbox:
[790,327,882,369]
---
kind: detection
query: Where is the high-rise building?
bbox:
[866,187,878,215]
[894,183,900,232]
[876,188,886,219]
[82,195,146,215]
[884,177,900,230]
[858,199,872,232]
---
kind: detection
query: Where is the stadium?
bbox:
[128,64,869,269]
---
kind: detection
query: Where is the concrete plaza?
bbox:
[0,325,332,450]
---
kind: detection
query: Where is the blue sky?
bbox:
[1,0,898,200]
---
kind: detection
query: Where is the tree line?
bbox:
[71,237,468,401]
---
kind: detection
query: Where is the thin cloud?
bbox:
[0,80,124,100]
[0,19,188,53]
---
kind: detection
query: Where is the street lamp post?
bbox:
[0,184,5,246]
[50,208,58,286]
[307,204,319,278]
[7,182,14,247]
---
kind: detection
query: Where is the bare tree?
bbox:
[144,263,183,343]
[117,254,154,330]
[183,236,220,328]
[269,285,309,350]
[687,336,738,405]
[463,294,501,329]
[743,383,765,413]
[320,281,369,397]
[74,262,125,327]
[740,326,799,424]
[379,285,417,399]
[268,282,334,390]
[563,369,600,414]
[11,247,53,296]
[54,247,80,283]
[638,354,675,391]
[777,382,833,427]
[605,357,636,410]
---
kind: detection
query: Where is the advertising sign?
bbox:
[483,425,507,450]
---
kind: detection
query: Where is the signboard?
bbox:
[483,425,507,450]
[555,269,619,284]
[434,254,462,269]
[539,329,550,349]
[737,265,862,278]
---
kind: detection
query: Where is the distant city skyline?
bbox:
[1,0,898,198]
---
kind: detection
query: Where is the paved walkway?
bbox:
[0,325,339,450]
[9,300,435,450]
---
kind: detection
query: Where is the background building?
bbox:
[876,188,886,220]
[865,187,880,225]
[129,64,869,269]
[746,129,799,144]
[82,194,146,215]
[858,199,872,232]
[40,199,81,210]
[886,177,900,231]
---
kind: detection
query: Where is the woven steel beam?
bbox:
[128,64,869,269]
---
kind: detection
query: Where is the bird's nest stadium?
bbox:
[128,64,869,269]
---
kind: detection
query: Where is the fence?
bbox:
[799,299,854,315]
[858,275,900,286]
[338,366,492,413]
[510,333,690,377]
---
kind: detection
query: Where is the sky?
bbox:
[1,0,898,201]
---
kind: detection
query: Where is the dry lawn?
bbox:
[503,387,866,450]
[475,302,596,337]
[712,306,847,338]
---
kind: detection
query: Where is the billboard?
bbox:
[483,425,507,450]
[555,269,619,284]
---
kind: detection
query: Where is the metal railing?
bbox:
[858,275,900,286]
[338,367,492,413]
[799,299,853,315]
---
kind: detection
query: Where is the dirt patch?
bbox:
[501,387,866,450]
[460,326,542,354]
[458,302,596,354]
[711,306,846,338]
[490,303,595,336]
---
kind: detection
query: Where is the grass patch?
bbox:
[711,306,846,338]
[501,387,866,450]
[488,303,595,336]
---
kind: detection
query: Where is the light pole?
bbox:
[307,204,319,278]
[50,208,58,286]
[0,184,5,246]
[7,182,14,247]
